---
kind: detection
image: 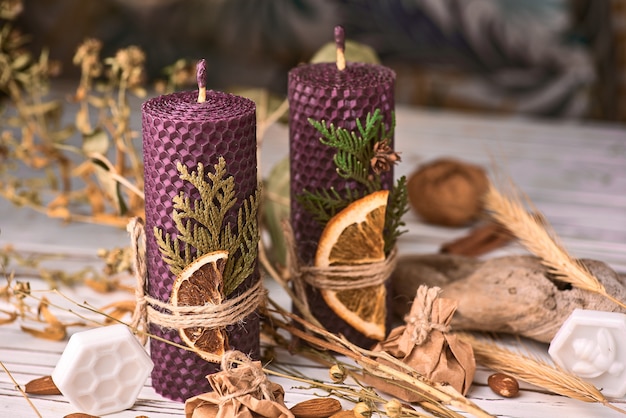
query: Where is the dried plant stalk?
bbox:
[483,183,626,310]
[268,301,495,418]
[0,360,43,418]
[460,333,626,415]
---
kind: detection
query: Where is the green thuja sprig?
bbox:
[297,109,408,251]
[155,157,259,296]
[296,186,368,224]
[384,175,409,253]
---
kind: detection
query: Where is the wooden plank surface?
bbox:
[1,105,625,417]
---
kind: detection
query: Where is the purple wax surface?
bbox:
[142,89,259,402]
[288,61,396,347]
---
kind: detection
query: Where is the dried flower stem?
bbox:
[12,282,435,417]
[258,240,323,328]
[0,360,43,418]
[268,301,494,418]
[265,366,431,417]
[484,183,626,309]
[459,333,626,415]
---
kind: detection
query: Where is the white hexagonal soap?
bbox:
[548,309,626,399]
[52,324,153,415]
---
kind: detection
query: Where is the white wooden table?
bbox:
[1,105,625,417]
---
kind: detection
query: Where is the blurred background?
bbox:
[9,0,626,121]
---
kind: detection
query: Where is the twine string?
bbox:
[128,217,149,344]
[127,217,264,346]
[283,221,397,315]
[405,285,450,346]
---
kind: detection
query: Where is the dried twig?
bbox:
[0,360,43,418]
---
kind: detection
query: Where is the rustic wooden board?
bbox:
[1,106,625,417]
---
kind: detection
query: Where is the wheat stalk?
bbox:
[460,333,626,415]
[483,183,626,309]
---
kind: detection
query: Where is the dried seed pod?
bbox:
[353,402,372,418]
[488,373,520,398]
[384,398,402,417]
[329,364,347,383]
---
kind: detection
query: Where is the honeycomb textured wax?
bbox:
[142,90,259,401]
[549,309,626,398]
[288,62,395,347]
[52,325,153,416]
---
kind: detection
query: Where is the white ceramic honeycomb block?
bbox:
[549,309,626,399]
[52,324,154,415]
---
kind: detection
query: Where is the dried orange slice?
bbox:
[171,250,229,360]
[315,190,389,340]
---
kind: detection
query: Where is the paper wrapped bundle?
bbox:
[366,285,475,401]
[185,351,293,418]
[288,59,395,347]
[142,88,259,401]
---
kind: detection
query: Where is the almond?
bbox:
[290,397,342,418]
[329,412,354,418]
[24,375,61,395]
[488,373,519,398]
[64,413,99,418]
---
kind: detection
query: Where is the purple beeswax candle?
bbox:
[288,57,396,347]
[142,86,258,402]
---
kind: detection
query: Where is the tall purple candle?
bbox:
[288,30,396,347]
[142,65,258,401]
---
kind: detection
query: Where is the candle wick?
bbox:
[334,26,346,71]
[197,59,207,103]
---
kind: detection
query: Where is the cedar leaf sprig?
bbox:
[155,157,259,296]
[384,175,409,254]
[297,109,408,251]
[296,186,368,224]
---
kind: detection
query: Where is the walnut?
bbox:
[407,158,489,227]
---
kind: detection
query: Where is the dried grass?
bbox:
[460,333,626,415]
[483,183,626,309]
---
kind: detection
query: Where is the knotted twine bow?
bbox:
[215,351,274,403]
[127,217,265,357]
[185,350,294,418]
[283,221,397,316]
[405,285,451,346]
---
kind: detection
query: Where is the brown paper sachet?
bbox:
[363,285,476,402]
[184,351,294,418]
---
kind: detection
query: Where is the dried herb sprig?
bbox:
[0,244,131,292]
[296,109,408,252]
[483,183,626,310]
[155,157,260,296]
[1,30,147,227]
[460,333,626,415]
